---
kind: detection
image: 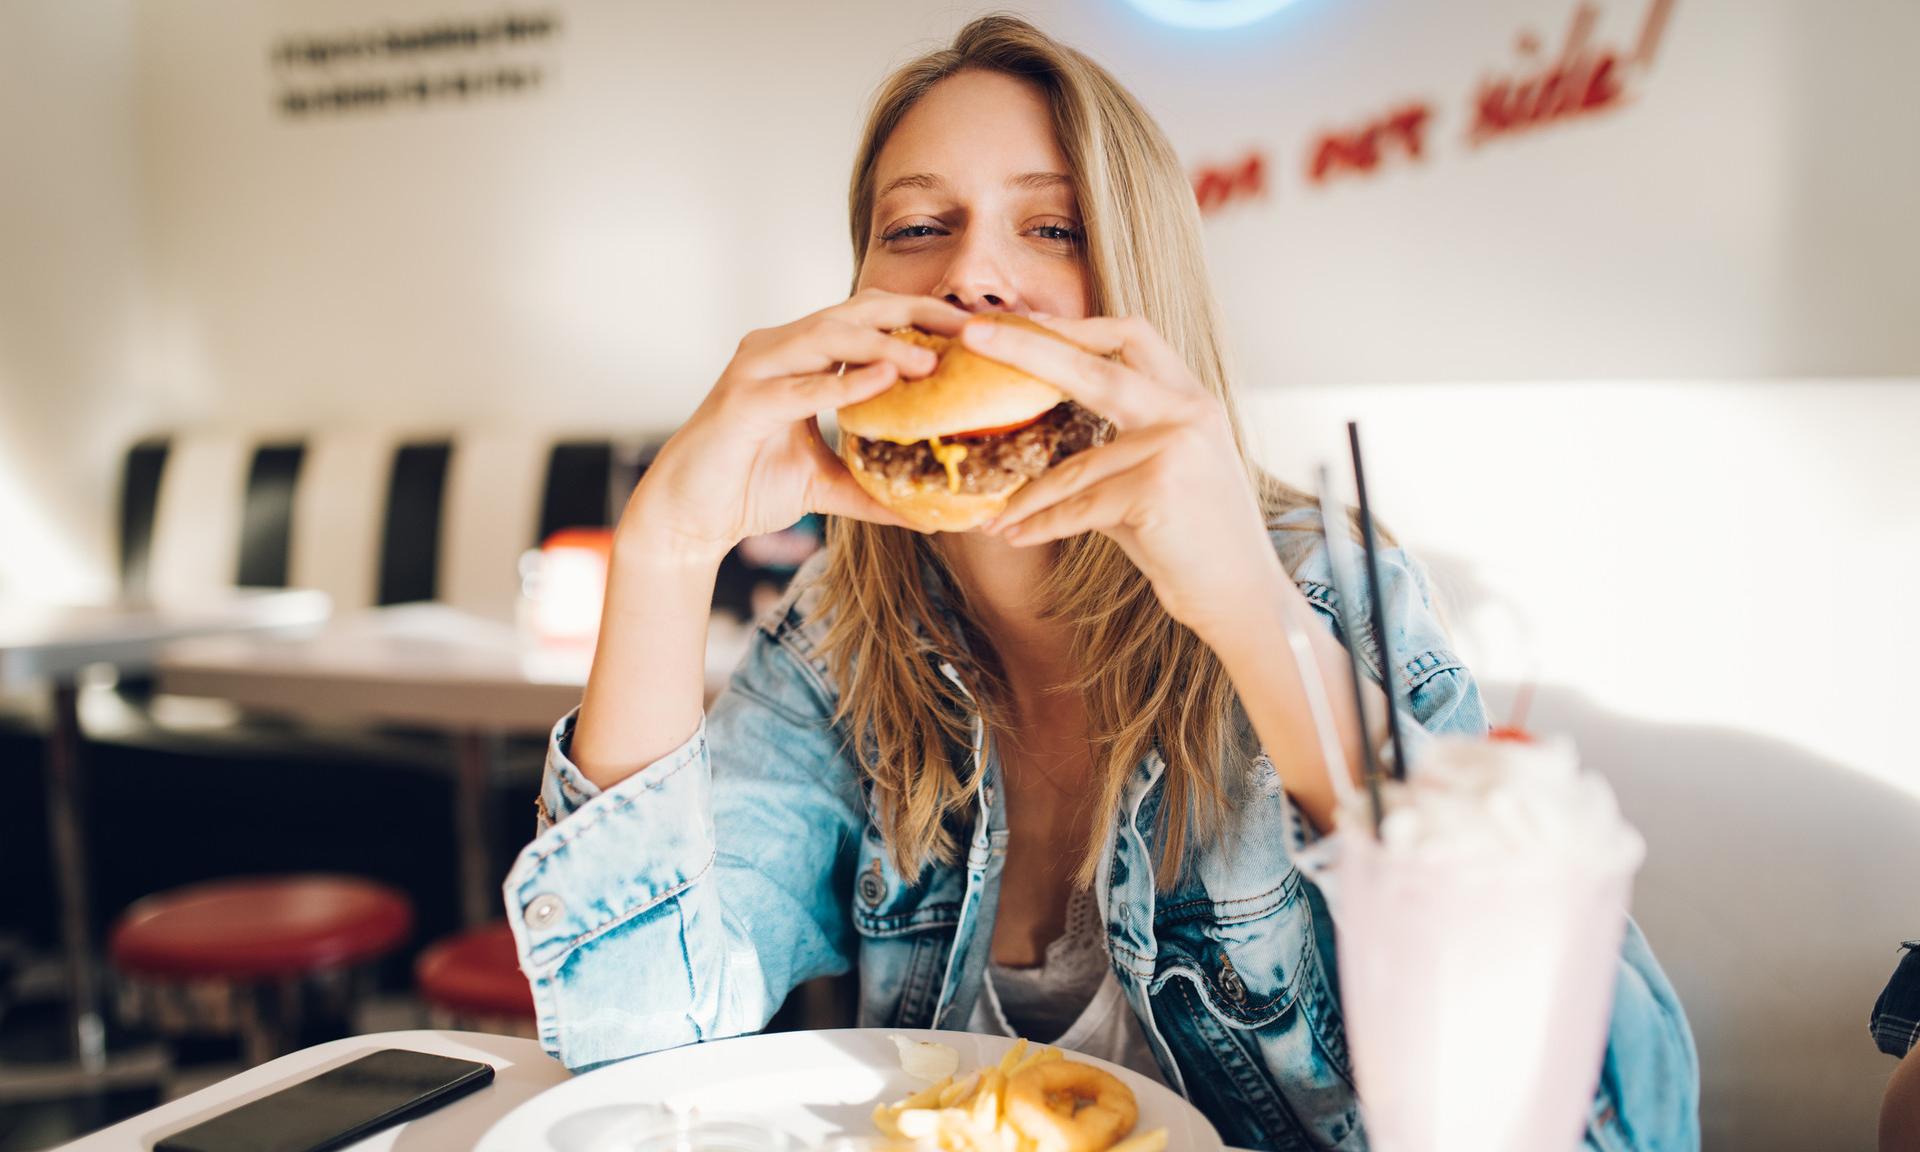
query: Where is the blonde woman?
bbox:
[507,15,1697,1150]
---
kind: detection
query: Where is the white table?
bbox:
[156,604,592,735]
[0,592,331,687]
[154,605,753,927]
[50,1030,569,1151]
[156,605,591,930]
[53,1029,1261,1151]
[0,590,331,1084]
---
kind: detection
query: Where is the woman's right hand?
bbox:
[625,289,970,566]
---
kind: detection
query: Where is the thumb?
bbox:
[803,417,915,528]
[808,467,915,528]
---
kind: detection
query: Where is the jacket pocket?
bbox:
[852,925,951,1029]
[848,829,961,1028]
[1151,870,1362,1150]
[848,824,964,937]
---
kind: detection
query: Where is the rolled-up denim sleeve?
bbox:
[1273,517,1488,751]
[533,710,612,832]
[503,625,863,1070]
[1266,515,1487,859]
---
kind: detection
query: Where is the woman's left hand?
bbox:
[962,314,1288,639]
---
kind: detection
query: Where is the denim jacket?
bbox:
[505,510,1700,1151]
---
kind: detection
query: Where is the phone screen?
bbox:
[155,1049,495,1152]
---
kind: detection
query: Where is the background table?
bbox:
[156,605,593,928]
[0,589,330,1084]
[154,604,752,926]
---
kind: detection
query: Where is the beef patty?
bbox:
[849,402,1112,495]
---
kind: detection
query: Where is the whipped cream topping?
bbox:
[1343,735,1644,869]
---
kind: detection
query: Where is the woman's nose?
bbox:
[945,289,1006,311]
[934,234,1016,313]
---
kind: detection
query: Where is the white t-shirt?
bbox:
[968,888,1168,1086]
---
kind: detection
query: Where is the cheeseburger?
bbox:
[836,313,1112,533]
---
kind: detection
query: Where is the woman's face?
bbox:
[856,70,1091,320]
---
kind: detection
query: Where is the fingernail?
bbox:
[964,321,996,345]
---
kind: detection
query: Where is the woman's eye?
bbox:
[880,224,943,242]
[1031,224,1084,245]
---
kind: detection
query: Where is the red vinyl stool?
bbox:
[415,921,535,1037]
[109,875,413,1065]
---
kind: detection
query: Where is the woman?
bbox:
[506,15,1698,1150]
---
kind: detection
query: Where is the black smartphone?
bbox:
[154,1048,495,1152]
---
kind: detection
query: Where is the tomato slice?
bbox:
[947,413,1046,441]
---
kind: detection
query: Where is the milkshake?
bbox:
[1331,735,1644,1152]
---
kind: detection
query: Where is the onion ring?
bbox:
[1004,1059,1139,1152]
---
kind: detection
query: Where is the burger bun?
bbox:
[836,313,1070,444]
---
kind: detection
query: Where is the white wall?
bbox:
[1251,378,1918,801]
[0,0,149,600]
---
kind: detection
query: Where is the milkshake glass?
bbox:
[1331,736,1644,1152]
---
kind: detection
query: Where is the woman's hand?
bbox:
[962,314,1286,639]
[628,289,970,567]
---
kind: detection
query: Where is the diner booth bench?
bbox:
[119,429,653,620]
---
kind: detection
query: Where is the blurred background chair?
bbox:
[108,875,412,1067]
[413,922,535,1037]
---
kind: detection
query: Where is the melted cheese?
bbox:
[928,435,968,493]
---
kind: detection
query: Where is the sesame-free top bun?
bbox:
[836,313,1071,444]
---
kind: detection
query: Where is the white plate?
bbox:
[475,1028,1225,1151]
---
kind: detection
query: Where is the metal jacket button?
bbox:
[1219,955,1248,1005]
[858,861,886,908]
[525,893,564,929]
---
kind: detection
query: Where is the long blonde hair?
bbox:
[820,14,1311,889]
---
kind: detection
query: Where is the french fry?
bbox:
[1009,1045,1062,1077]
[903,1077,952,1110]
[997,1039,1029,1076]
[952,1113,1003,1152]
[969,1068,1004,1130]
[896,1107,945,1139]
[938,1070,982,1109]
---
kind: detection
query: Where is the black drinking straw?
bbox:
[1348,421,1410,784]
[1314,465,1386,835]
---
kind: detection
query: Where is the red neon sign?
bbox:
[1468,0,1674,145]
[1307,102,1433,185]
[1193,150,1268,216]
[1188,0,1679,203]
